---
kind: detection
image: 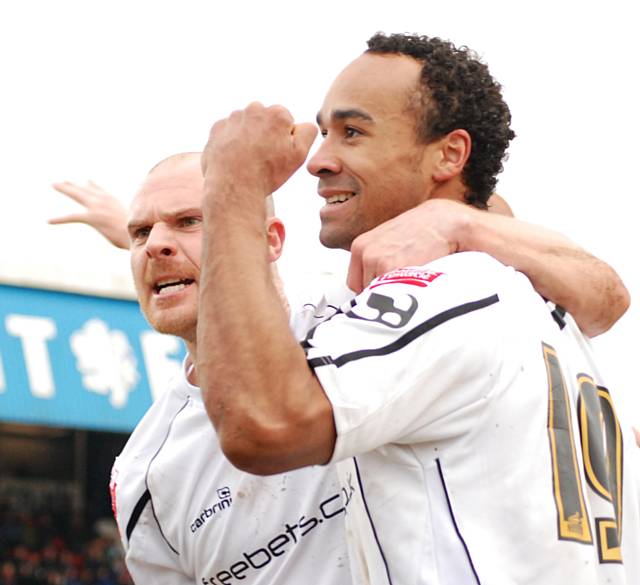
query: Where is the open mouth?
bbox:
[154,279,195,295]
[325,193,356,205]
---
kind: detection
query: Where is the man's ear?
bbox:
[432,129,471,183]
[266,216,286,262]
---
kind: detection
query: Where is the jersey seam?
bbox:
[435,458,482,584]
[143,397,191,556]
[353,456,394,585]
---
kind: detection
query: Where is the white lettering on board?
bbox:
[5,314,57,398]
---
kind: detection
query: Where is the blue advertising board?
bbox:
[0,284,186,432]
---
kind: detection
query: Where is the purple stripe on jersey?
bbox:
[436,458,482,584]
[353,457,395,585]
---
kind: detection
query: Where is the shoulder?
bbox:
[307,252,546,360]
[374,252,542,314]
[423,251,515,282]
[110,369,204,549]
[362,252,514,315]
[116,367,191,467]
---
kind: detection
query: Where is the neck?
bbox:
[429,178,467,204]
[184,266,287,388]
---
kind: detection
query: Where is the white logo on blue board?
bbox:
[70,318,139,408]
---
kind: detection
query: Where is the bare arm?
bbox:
[50,181,130,249]
[198,103,333,475]
[347,198,629,337]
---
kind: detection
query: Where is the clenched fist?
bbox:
[202,102,317,200]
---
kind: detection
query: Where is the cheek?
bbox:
[130,255,145,285]
[361,152,403,187]
[183,235,202,270]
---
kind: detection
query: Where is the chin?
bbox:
[319,228,353,251]
[147,312,196,341]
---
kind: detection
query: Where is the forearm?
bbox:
[460,207,630,337]
[198,182,333,474]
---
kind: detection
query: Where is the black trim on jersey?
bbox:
[308,355,335,368]
[302,302,340,319]
[301,305,347,352]
[143,398,191,555]
[436,459,482,584]
[551,305,567,330]
[353,457,394,585]
[126,489,151,541]
[308,294,499,369]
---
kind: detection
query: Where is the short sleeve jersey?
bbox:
[110,281,354,585]
[304,251,640,585]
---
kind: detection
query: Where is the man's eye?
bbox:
[345,127,361,138]
[132,227,150,241]
[320,129,328,138]
[180,217,201,227]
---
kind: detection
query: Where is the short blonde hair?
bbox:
[148,152,276,217]
[147,152,201,175]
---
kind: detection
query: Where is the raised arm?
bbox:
[50,181,130,249]
[347,198,629,337]
[199,104,334,475]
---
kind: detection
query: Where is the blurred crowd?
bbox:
[0,508,132,585]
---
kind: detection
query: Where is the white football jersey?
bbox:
[110,282,354,585]
[304,251,640,585]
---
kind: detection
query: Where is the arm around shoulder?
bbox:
[348,198,629,337]
[461,204,630,337]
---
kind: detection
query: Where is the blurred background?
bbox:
[1,0,638,582]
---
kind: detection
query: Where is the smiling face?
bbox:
[307,52,440,250]
[128,155,203,344]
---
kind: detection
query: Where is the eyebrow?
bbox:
[164,206,202,219]
[316,108,374,126]
[127,207,202,232]
[126,218,147,234]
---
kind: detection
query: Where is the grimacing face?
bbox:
[307,52,439,250]
[128,156,203,343]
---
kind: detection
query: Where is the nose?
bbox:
[306,140,342,177]
[145,224,177,259]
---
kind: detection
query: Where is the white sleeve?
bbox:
[124,509,194,585]
[127,558,194,585]
[303,252,531,463]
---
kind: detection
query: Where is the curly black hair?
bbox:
[366,33,515,208]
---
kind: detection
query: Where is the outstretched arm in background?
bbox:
[50,181,130,249]
[347,198,629,338]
